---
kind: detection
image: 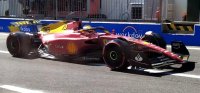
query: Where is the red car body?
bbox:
[40,32,182,62]
[6,20,194,71]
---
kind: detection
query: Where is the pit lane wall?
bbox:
[0,18,200,46]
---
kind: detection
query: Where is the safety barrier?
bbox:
[0,18,200,46]
[162,22,197,34]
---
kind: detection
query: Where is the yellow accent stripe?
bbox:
[187,26,193,31]
[15,23,19,26]
[104,30,110,33]
[8,26,19,32]
[170,24,177,30]
[179,26,185,31]
[79,30,84,33]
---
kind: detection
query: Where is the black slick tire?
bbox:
[142,32,166,49]
[103,39,129,71]
[6,32,32,58]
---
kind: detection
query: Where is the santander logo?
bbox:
[135,54,143,62]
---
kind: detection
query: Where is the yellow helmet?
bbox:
[83,25,92,30]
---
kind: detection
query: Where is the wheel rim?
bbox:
[109,51,118,61]
[104,44,124,69]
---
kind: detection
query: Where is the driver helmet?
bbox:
[83,25,92,30]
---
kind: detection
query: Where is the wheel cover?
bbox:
[109,51,118,61]
[104,44,125,69]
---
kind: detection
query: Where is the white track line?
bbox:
[0,33,9,35]
[171,73,200,79]
[0,50,9,54]
[187,47,200,50]
[0,50,200,79]
[144,69,200,79]
[167,46,200,50]
[0,85,44,93]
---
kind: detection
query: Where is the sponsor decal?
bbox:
[116,26,143,39]
[19,26,31,32]
[7,20,41,33]
[135,53,143,62]
[55,45,64,49]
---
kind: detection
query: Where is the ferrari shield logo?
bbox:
[135,54,143,62]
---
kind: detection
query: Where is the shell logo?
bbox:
[66,43,77,55]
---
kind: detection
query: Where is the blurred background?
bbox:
[0,0,199,22]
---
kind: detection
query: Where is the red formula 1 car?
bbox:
[6,20,195,71]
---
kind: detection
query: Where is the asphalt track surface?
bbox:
[0,33,200,93]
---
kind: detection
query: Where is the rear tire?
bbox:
[103,39,129,71]
[6,32,32,58]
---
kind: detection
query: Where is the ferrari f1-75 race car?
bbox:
[6,19,195,71]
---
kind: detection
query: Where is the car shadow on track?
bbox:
[112,61,196,77]
[18,52,106,66]
[40,55,106,67]
[20,54,196,77]
[12,52,39,59]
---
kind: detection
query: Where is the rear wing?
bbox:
[171,41,190,61]
[8,20,81,34]
[8,20,42,33]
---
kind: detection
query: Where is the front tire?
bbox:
[103,39,129,71]
[179,62,195,71]
[6,32,32,57]
[142,31,166,49]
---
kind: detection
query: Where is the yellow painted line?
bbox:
[187,26,193,31]
[179,26,185,31]
[170,24,177,30]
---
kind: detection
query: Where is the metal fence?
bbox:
[0,0,199,22]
